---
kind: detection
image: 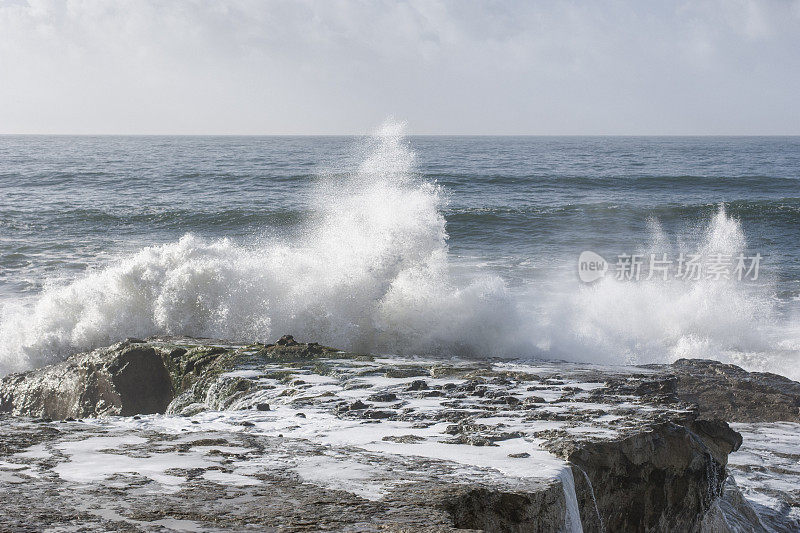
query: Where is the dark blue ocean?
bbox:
[1,129,799,378]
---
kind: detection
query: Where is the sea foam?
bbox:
[1,121,798,379]
[527,205,793,377]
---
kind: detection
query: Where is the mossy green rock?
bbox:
[0,340,172,418]
[0,335,346,419]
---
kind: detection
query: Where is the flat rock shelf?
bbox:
[1,336,798,532]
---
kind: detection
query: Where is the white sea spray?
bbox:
[1,122,798,380]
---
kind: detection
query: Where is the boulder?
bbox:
[0,340,172,418]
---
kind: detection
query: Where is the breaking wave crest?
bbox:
[0,121,519,373]
[528,206,800,379]
[1,121,798,379]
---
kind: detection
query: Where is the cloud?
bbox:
[0,0,798,134]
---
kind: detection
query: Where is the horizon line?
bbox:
[2,133,800,137]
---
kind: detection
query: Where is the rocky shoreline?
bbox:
[1,336,798,532]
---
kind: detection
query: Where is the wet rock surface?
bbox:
[0,417,568,532]
[0,341,172,418]
[670,358,800,423]
[0,337,797,531]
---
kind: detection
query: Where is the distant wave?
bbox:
[446,199,800,222]
[1,122,799,380]
[6,200,799,237]
[434,173,800,189]
[0,207,308,231]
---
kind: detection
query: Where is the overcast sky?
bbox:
[1,0,799,135]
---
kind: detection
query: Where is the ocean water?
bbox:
[1,122,799,379]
